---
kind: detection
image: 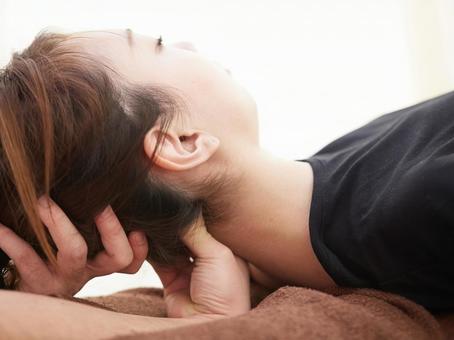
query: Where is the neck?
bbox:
[207,146,331,287]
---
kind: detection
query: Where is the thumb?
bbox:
[180,214,226,259]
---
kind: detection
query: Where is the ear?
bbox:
[144,126,220,171]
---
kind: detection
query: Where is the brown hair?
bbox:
[0,30,233,267]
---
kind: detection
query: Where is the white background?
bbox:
[1,0,454,297]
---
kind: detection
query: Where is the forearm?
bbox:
[0,290,210,339]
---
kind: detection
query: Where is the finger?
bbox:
[148,257,192,295]
[148,257,194,318]
[180,214,227,259]
[118,231,149,274]
[87,206,133,276]
[37,196,87,275]
[0,224,52,289]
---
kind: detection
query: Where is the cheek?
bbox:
[206,81,259,141]
[126,52,259,141]
[224,81,258,134]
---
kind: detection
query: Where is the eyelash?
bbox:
[157,35,163,47]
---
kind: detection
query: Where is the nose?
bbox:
[212,60,232,75]
[172,41,198,52]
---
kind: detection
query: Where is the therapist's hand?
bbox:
[150,213,251,320]
[0,196,148,297]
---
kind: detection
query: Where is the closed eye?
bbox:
[155,35,163,52]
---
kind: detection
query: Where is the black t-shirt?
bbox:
[298,91,454,312]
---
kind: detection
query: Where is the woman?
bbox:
[0,28,452,335]
[0,28,252,338]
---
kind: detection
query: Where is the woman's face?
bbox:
[71,29,259,145]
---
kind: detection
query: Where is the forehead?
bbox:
[67,29,127,51]
[59,30,135,82]
[74,29,126,39]
[66,29,130,61]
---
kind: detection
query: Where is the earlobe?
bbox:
[144,127,220,171]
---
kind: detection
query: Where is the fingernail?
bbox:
[37,196,50,208]
[132,232,146,244]
[100,205,113,215]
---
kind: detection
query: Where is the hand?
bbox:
[150,213,251,320]
[0,196,149,297]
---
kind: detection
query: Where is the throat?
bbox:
[207,152,317,284]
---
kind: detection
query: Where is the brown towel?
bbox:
[71,283,453,340]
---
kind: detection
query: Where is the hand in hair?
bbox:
[149,213,251,320]
[0,196,149,297]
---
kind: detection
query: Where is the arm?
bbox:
[0,290,207,340]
